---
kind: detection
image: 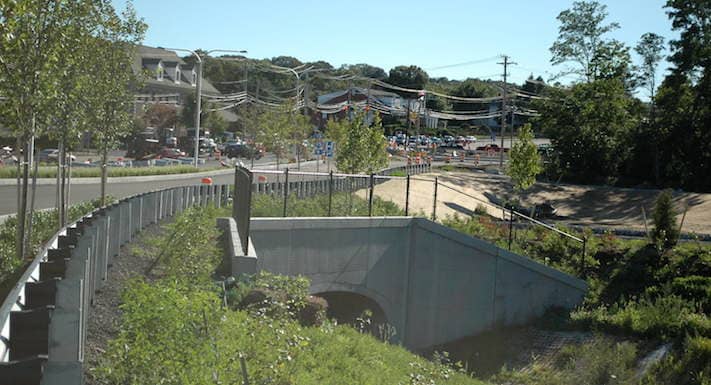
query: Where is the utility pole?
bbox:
[497,55,516,168]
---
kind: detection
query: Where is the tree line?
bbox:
[0,0,145,259]
[535,0,710,193]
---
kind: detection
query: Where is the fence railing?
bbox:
[0,184,229,384]
[246,165,588,275]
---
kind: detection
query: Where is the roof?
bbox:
[133,45,220,95]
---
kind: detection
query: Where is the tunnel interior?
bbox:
[314,291,390,337]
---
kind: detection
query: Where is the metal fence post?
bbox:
[283,168,289,217]
[405,174,410,216]
[328,171,333,217]
[580,237,587,278]
[508,207,514,250]
[432,176,438,221]
[368,173,374,217]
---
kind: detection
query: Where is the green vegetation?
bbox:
[443,210,710,384]
[251,191,404,217]
[0,198,110,289]
[506,123,542,191]
[651,189,679,250]
[494,337,640,385]
[327,110,389,174]
[95,206,484,385]
[0,165,222,179]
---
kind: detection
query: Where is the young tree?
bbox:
[506,124,542,191]
[335,109,387,174]
[651,189,679,249]
[635,32,665,184]
[549,1,621,82]
[0,0,103,258]
[87,3,146,206]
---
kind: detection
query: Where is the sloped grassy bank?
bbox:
[91,205,485,385]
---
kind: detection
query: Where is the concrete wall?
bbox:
[250,217,587,350]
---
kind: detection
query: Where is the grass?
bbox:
[0,165,222,178]
[0,198,108,301]
[251,191,404,218]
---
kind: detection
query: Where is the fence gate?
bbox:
[232,166,253,254]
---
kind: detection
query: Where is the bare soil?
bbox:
[83,223,165,384]
[368,170,711,235]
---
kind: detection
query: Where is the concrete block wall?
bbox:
[250,217,587,350]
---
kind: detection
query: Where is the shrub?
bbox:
[651,189,679,250]
[644,336,711,385]
[571,294,711,340]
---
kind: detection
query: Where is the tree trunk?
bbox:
[56,141,62,215]
[16,138,30,260]
[66,151,72,215]
[101,147,108,206]
[59,140,67,226]
[27,137,39,254]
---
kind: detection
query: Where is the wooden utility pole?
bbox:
[498,55,516,168]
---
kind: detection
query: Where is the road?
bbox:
[0,157,410,215]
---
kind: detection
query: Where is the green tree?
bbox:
[651,189,679,249]
[387,65,429,90]
[334,110,387,174]
[549,1,621,82]
[651,0,711,192]
[87,4,145,206]
[506,124,542,191]
[535,78,639,184]
[635,32,665,184]
[635,32,665,100]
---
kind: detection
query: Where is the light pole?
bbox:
[165,48,247,167]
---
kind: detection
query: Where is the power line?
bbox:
[426,56,500,71]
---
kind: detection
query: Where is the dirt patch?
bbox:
[83,222,167,384]
[368,170,711,235]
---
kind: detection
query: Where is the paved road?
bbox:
[0,157,412,215]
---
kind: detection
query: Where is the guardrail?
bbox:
[0,184,228,385]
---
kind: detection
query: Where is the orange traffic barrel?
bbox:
[201,177,213,185]
[258,175,267,183]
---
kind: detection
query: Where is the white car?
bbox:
[465,136,477,142]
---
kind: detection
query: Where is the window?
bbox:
[157,63,164,81]
[175,68,181,84]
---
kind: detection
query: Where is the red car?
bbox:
[158,147,186,159]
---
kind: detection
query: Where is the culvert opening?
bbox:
[315,291,392,339]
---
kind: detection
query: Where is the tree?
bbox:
[549,1,621,82]
[340,63,387,80]
[87,4,146,206]
[143,104,177,142]
[334,110,388,174]
[635,33,665,100]
[507,124,542,191]
[452,79,499,112]
[635,32,665,184]
[387,65,429,90]
[650,0,711,192]
[651,189,679,249]
[535,78,638,184]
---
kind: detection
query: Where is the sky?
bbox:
[112,0,678,98]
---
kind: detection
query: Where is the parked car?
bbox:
[475,144,509,153]
[38,148,76,163]
[223,143,263,159]
[158,147,186,159]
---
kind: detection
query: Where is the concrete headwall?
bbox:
[250,217,587,350]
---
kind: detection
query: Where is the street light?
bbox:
[165,48,247,167]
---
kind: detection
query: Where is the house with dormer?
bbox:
[132,45,222,108]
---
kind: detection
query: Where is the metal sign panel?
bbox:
[232,166,253,255]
